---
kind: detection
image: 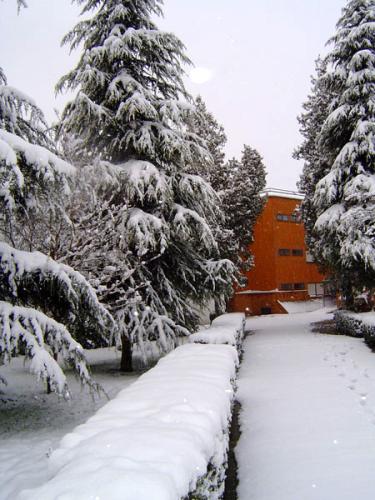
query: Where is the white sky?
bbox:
[0,0,345,189]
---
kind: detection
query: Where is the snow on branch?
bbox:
[343,173,375,204]
[315,203,345,231]
[0,301,99,397]
[172,204,216,250]
[0,79,49,146]
[125,208,169,256]
[177,173,220,219]
[0,242,115,344]
[120,159,171,205]
[0,129,74,214]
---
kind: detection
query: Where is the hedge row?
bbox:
[20,315,246,500]
[188,312,246,357]
[334,310,375,350]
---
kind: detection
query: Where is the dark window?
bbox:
[292,249,303,256]
[294,283,305,290]
[276,214,289,222]
[278,248,291,256]
[261,307,272,315]
[280,283,293,291]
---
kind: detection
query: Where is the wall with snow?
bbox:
[18,343,238,500]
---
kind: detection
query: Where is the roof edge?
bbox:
[261,187,304,200]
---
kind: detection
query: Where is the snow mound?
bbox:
[189,325,238,345]
[19,343,238,500]
[211,312,245,329]
[189,313,245,353]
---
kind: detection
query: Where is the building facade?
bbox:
[230,189,326,315]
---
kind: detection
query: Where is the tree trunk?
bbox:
[342,276,355,311]
[120,334,133,372]
[46,352,59,394]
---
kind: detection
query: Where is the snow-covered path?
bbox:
[236,309,375,500]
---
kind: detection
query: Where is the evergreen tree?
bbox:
[0,68,72,257]
[295,58,337,260]
[187,95,227,190]
[57,0,235,370]
[299,0,375,307]
[0,69,115,395]
[186,97,266,277]
[221,146,267,275]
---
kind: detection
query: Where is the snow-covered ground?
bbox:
[237,309,375,500]
[3,309,375,500]
[279,298,324,314]
[0,348,139,500]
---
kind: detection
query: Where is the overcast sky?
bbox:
[0,0,345,190]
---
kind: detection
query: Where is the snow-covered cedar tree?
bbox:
[186,95,227,190]
[0,69,115,396]
[221,146,267,278]
[298,0,375,308]
[186,97,266,279]
[0,68,74,258]
[57,0,235,370]
[295,58,338,265]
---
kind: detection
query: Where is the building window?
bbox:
[280,283,305,291]
[276,214,289,222]
[277,212,301,223]
[292,249,303,256]
[278,248,291,256]
[308,283,324,296]
[280,283,293,291]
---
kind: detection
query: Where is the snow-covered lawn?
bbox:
[237,309,375,500]
[0,348,139,500]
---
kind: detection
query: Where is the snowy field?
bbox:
[0,349,139,500]
[237,309,375,500]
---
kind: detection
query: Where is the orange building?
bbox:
[230,188,326,315]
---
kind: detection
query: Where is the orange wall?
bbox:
[230,195,326,315]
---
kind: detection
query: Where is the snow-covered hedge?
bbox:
[334,310,364,338]
[19,343,238,500]
[188,313,245,355]
[335,310,375,350]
